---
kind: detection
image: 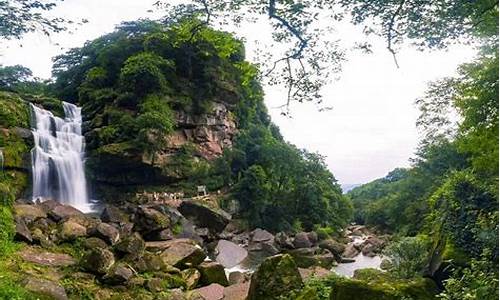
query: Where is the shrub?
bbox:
[383,236,430,279]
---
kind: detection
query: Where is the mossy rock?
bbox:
[247,254,303,300]
[330,269,438,300]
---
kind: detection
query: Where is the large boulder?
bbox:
[215,240,248,268]
[223,282,250,300]
[287,248,335,268]
[115,232,145,258]
[91,222,120,245]
[319,239,346,259]
[133,206,171,234]
[329,273,438,300]
[159,239,207,269]
[247,254,303,300]
[178,201,230,234]
[250,228,274,243]
[198,261,229,286]
[342,244,360,258]
[47,204,84,222]
[14,204,47,224]
[14,217,32,243]
[192,283,225,300]
[100,205,129,224]
[59,220,87,241]
[24,277,68,300]
[293,232,312,249]
[82,248,115,275]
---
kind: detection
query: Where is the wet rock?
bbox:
[342,244,360,258]
[198,261,229,286]
[83,237,108,250]
[82,248,115,275]
[349,225,369,236]
[102,263,134,285]
[182,268,201,290]
[91,222,120,245]
[31,228,52,247]
[48,204,84,222]
[192,283,225,300]
[133,206,170,234]
[380,258,392,270]
[261,241,280,255]
[101,205,129,224]
[19,248,76,267]
[319,239,346,258]
[159,238,206,269]
[24,277,68,300]
[179,201,230,234]
[215,240,248,268]
[287,248,335,268]
[15,217,32,243]
[222,282,250,300]
[340,257,356,263]
[293,232,312,249]
[130,252,166,273]
[115,232,145,258]
[247,254,303,300]
[59,220,87,241]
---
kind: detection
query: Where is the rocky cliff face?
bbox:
[169,102,237,160]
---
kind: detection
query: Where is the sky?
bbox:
[0,0,478,184]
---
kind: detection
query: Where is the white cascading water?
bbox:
[30,102,92,212]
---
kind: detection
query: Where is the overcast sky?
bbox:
[0,0,477,184]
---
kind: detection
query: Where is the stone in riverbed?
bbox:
[215,240,248,268]
[197,261,229,286]
[24,277,68,300]
[250,228,274,242]
[319,239,346,259]
[179,201,231,234]
[342,244,360,258]
[192,283,225,300]
[223,282,250,300]
[293,232,312,249]
[159,239,206,269]
[247,254,303,300]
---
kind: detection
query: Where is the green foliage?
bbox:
[229,125,352,232]
[427,171,498,259]
[0,91,30,128]
[383,236,430,279]
[0,206,16,256]
[120,52,174,95]
[438,250,499,300]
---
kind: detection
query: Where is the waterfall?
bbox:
[30,102,92,212]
